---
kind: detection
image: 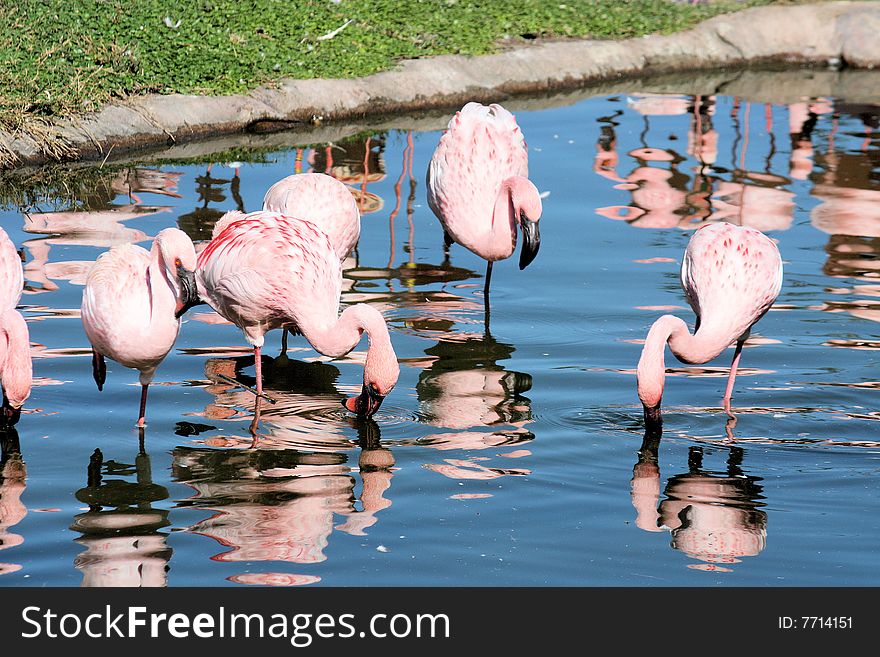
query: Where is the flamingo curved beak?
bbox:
[0,399,21,428]
[175,267,202,318]
[344,384,385,417]
[643,404,663,437]
[518,214,541,270]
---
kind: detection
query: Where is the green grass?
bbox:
[1,0,773,134]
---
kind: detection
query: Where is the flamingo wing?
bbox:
[681,223,782,338]
[427,103,529,243]
[263,173,360,260]
[81,244,179,369]
[81,245,151,340]
[198,213,342,337]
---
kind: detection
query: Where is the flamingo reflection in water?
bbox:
[177,163,245,242]
[197,355,355,450]
[0,428,26,576]
[411,330,535,483]
[172,420,394,572]
[808,102,880,329]
[594,95,692,229]
[307,134,387,218]
[70,436,172,587]
[594,94,796,233]
[630,430,767,572]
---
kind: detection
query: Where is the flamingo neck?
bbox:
[0,310,32,409]
[301,304,396,386]
[301,304,370,359]
[637,314,733,411]
[148,241,178,320]
[487,177,523,260]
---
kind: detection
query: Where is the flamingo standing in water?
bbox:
[262,172,360,260]
[637,222,782,431]
[196,211,399,418]
[81,228,199,427]
[0,228,31,426]
[427,102,543,299]
[261,172,361,356]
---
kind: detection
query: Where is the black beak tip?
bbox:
[344,386,385,417]
[176,267,202,318]
[518,221,541,270]
[519,245,540,270]
[175,294,203,319]
[0,404,21,429]
[643,405,663,437]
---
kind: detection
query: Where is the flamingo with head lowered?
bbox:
[0,227,31,427]
[196,211,399,418]
[637,222,782,432]
[427,102,543,299]
[260,172,361,357]
[81,228,199,427]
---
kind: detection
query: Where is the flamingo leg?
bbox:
[724,414,739,443]
[250,346,265,447]
[722,339,745,418]
[483,261,494,331]
[280,329,289,358]
[442,230,453,266]
[92,350,106,391]
[249,396,263,448]
[137,384,149,428]
[254,346,263,395]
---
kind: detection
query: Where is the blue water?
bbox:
[1,79,879,586]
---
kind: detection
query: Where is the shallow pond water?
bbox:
[1,72,880,586]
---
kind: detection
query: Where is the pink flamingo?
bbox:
[81,228,199,427]
[196,211,399,417]
[0,228,31,426]
[262,172,360,260]
[262,172,361,356]
[427,102,543,297]
[637,222,782,430]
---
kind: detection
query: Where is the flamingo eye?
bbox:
[175,258,182,267]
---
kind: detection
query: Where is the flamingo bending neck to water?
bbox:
[0,228,31,426]
[427,102,543,299]
[261,172,361,357]
[637,222,782,431]
[81,228,199,427]
[196,211,399,418]
[262,172,360,260]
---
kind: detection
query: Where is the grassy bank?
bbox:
[1,0,773,133]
